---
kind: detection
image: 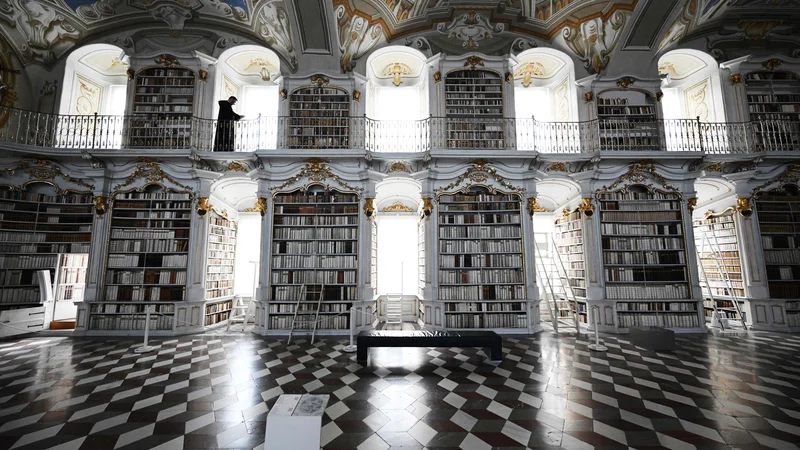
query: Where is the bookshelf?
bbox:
[755,184,800,299]
[693,211,746,323]
[745,71,800,149]
[598,185,699,330]
[597,91,658,150]
[94,188,191,331]
[130,67,196,148]
[418,217,425,298]
[444,69,505,149]
[553,209,586,324]
[0,187,93,309]
[268,186,359,331]
[288,86,350,149]
[55,253,89,302]
[438,187,527,330]
[205,213,236,326]
[371,220,377,298]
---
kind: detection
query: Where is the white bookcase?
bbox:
[597,90,658,150]
[268,187,359,331]
[755,184,800,300]
[444,69,505,149]
[598,186,700,330]
[55,253,89,302]
[205,213,236,326]
[93,189,191,331]
[370,220,377,299]
[554,209,587,324]
[0,188,93,309]
[288,86,350,149]
[745,70,800,149]
[438,187,527,330]
[130,67,196,148]
[693,211,746,323]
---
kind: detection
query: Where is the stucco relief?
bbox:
[75,0,121,22]
[336,4,384,72]
[685,78,711,122]
[74,75,101,115]
[0,35,18,127]
[554,77,570,121]
[256,0,296,71]
[223,74,239,100]
[436,10,504,49]
[562,11,626,74]
[0,0,81,66]
[207,0,247,21]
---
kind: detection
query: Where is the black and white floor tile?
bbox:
[1,328,799,449]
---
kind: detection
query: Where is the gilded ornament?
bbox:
[578,198,595,218]
[465,55,485,70]
[505,72,513,83]
[598,162,679,195]
[199,70,208,82]
[155,54,180,66]
[353,90,361,102]
[705,162,725,172]
[736,197,753,218]
[126,68,134,81]
[656,91,664,102]
[584,92,594,103]
[388,162,409,173]
[729,73,742,85]
[421,197,433,217]
[562,208,571,217]
[752,163,800,197]
[383,62,412,86]
[225,161,247,172]
[279,89,287,99]
[113,161,193,194]
[527,198,549,215]
[311,74,329,87]
[435,160,525,195]
[433,72,441,83]
[514,62,546,87]
[5,159,94,192]
[244,197,268,217]
[196,197,212,216]
[364,198,375,217]
[93,196,107,217]
[268,160,364,193]
[382,202,414,213]
[616,77,635,89]
[687,197,698,213]
[763,58,783,71]
[546,162,569,173]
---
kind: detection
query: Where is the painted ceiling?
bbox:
[0,0,798,76]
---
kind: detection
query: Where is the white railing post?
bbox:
[588,305,607,352]
[343,306,357,353]
[135,306,157,353]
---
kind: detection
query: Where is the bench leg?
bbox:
[488,343,503,362]
[356,345,368,363]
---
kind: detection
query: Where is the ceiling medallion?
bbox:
[382,62,412,86]
[437,10,504,49]
[311,74,329,87]
[464,55,485,70]
[154,54,180,66]
[514,62,546,87]
[382,202,414,213]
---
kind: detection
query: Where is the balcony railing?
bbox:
[1,106,798,154]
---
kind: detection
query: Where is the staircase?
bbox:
[385,294,402,324]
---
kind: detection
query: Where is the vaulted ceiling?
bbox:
[0,0,798,76]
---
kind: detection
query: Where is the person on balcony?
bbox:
[214,96,244,152]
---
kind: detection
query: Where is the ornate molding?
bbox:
[244,197,268,217]
[437,10,504,49]
[93,195,108,217]
[616,77,636,89]
[353,90,361,102]
[196,197,212,216]
[584,92,594,103]
[382,201,413,213]
[224,161,247,172]
[656,91,664,102]
[364,197,375,217]
[763,58,783,71]
[598,162,679,196]
[421,197,433,217]
[383,62,412,86]
[268,159,364,194]
[335,3,384,72]
[154,54,180,66]
[433,71,441,83]
[705,162,726,172]
[736,197,753,218]
[199,70,208,82]
[687,197,697,213]
[113,161,193,195]
[0,0,80,67]
[527,198,549,215]
[311,74,329,87]
[388,162,410,173]
[514,62,545,88]
[435,160,525,196]
[256,0,297,71]
[545,162,569,173]
[4,159,94,193]
[578,198,595,218]
[563,11,626,74]
[730,73,742,85]
[752,163,800,197]
[464,55,485,70]
[279,89,287,99]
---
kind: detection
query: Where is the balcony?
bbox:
[1,106,798,154]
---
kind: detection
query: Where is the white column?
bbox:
[522,197,540,333]
[75,172,110,332]
[358,196,375,303]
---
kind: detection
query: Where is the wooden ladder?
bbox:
[287,285,325,344]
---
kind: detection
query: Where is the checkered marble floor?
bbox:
[1,329,800,450]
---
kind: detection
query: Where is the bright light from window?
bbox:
[241,85,279,149]
[372,86,423,152]
[377,215,419,295]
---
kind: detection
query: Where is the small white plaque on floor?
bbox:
[265,394,329,450]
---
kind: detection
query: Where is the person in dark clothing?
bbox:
[213,96,244,151]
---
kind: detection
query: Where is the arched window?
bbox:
[59,44,129,117]
[658,49,726,123]
[511,48,578,123]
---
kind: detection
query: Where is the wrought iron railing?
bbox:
[1,106,798,154]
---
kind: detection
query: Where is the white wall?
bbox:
[377,215,418,295]
[234,213,262,298]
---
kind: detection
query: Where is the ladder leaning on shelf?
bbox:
[287,284,325,345]
[550,237,581,334]
[697,233,748,330]
[534,241,579,333]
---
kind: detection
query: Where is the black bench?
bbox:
[356,329,503,363]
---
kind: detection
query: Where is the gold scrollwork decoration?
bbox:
[616,77,636,89]
[597,162,679,196]
[703,207,735,219]
[268,159,364,194]
[94,196,107,217]
[199,70,208,82]
[705,162,726,172]
[353,90,361,102]
[465,56,484,70]
[244,197,268,217]
[433,71,441,83]
[687,197,698,213]
[154,54,180,66]
[578,198,595,218]
[383,201,414,213]
[113,161,194,195]
[311,74,329,87]
[225,161,247,172]
[434,160,525,196]
[584,92,594,103]
[388,162,410,173]
[546,162,569,173]
[279,89,287,99]
[4,159,95,193]
[752,163,800,197]
[763,58,783,71]
[422,197,433,217]
[196,197,212,216]
[730,73,742,85]
[364,198,375,217]
[126,68,135,81]
[527,198,549,215]
[736,197,753,218]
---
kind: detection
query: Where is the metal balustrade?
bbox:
[1,106,798,154]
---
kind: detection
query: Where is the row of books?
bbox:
[439,240,522,253]
[104,285,185,301]
[58,268,86,284]
[111,229,188,239]
[445,302,524,312]
[768,283,800,298]
[1,223,92,232]
[275,193,358,204]
[601,211,682,221]
[206,279,233,288]
[133,105,193,113]
[206,261,234,271]
[115,210,189,219]
[617,301,697,311]
[90,316,174,331]
[205,311,230,325]
[0,212,91,223]
[273,241,356,254]
[445,313,526,329]
[271,270,356,284]
[209,227,236,239]
[439,214,520,224]
[116,192,191,200]
[605,284,689,300]
[764,249,800,264]
[207,250,235,259]
[91,303,176,314]
[268,315,348,330]
[602,251,686,265]
[0,270,36,285]
[0,287,38,303]
[56,285,84,301]
[440,254,522,268]
[107,254,188,268]
[439,269,523,284]
[617,313,699,329]
[274,216,358,226]
[767,266,799,280]
[274,205,358,215]
[271,285,357,301]
[439,226,520,238]
[272,255,357,268]
[106,269,187,285]
[602,237,684,251]
[605,267,686,282]
[136,87,193,95]
[205,300,232,315]
[0,191,93,203]
[601,223,682,235]
[0,254,58,268]
[439,285,524,300]
[109,239,188,253]
[273,228,357,240]
[268,303,350,313]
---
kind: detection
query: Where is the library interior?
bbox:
[1,0,800,449]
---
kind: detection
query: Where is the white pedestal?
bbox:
[265,394,329,450]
